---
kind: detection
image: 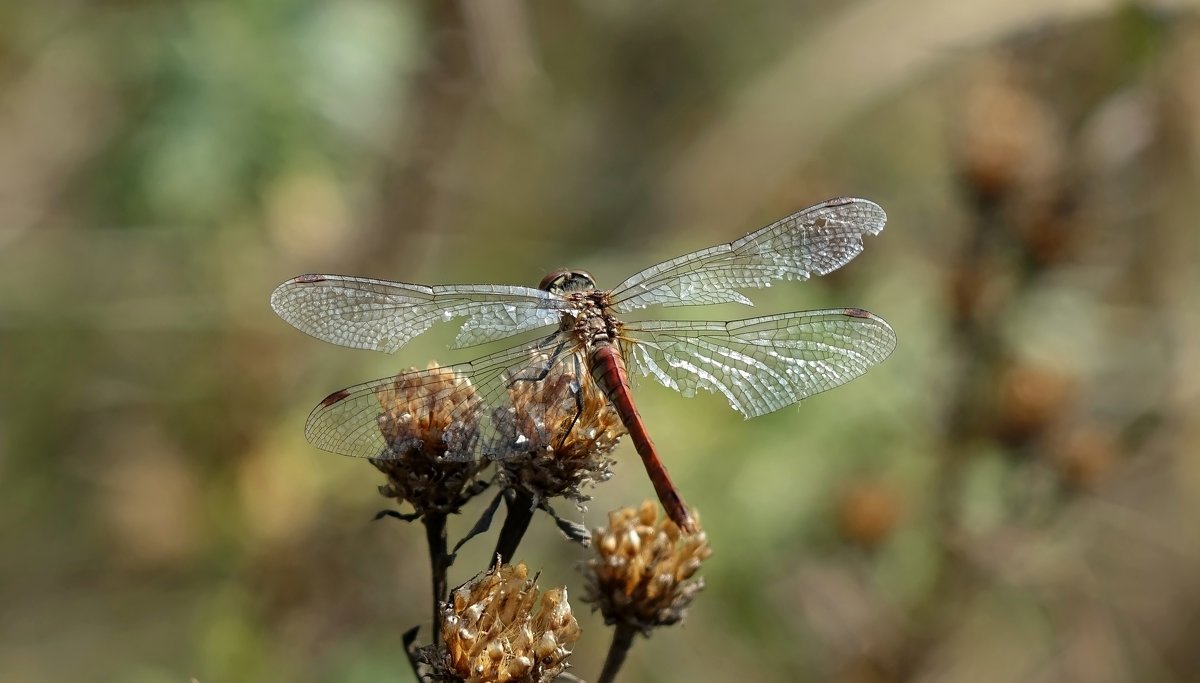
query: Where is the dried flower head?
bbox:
[956,60,1061,206]
[1045,423,1117,491]
[423,561,582,683]
[372,362,487,516]
[495,352,626,506]
[836,480,903,548]
[582,501,711,633]
[994,361,1076,445]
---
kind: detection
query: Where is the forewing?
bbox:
[271,274,573,353]
[304,334,594,462]
[622,309,896,418]
[609,198,886,312]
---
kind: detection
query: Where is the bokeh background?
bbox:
[3,1,1200,681]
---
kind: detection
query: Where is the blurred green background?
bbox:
[3,1,1200,681]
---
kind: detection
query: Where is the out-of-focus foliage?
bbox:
[2,1,1199,681]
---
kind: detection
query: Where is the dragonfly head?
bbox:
[539,269,596,294]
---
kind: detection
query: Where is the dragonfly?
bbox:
[271,197,896,533]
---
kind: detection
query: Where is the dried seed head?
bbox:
[956,60,1061,207]
[994,362,1076,445]
[946,262,1014,326]
[836,480,902,548]
[495,352,626,506]
[582,501,712,633]
[424,561,582,683]
[1045,423,1117,491]
[372,363,487,516]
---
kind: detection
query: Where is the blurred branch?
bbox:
[0,41,117,249]
[461,0,544,112]
[661,0,1127,233]
[362,0,477,269]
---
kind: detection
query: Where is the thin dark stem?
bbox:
[597,623,637,683]
[423,511,450,634]
[492,491,535,565]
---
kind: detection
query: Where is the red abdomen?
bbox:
[589,343,654,455]
[588,341,696,532]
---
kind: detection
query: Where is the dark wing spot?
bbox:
[319,388,352,407]
[295,274,326,284]
[843,307,873,319]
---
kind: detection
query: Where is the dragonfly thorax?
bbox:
[557,290,620,348]
[539,269,596,294]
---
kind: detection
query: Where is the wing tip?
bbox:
[841,305,894,327]
[272,273,330,297]
[318,387,353,408]
[842,306,875,320]
[835,307,902,360]
[303,388,352,444]
[840,307,898,361]
[269,274,328,316]
[824,196,858,207]
[823,196,887,236]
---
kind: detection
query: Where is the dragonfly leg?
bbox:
[555,354,586,449]
[504,338,579,448]
[507,337,567,385]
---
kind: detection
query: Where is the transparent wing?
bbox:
[271,274,574,353]
[304,333,623,463]
[609,197,886,312]
[622,309,895,418]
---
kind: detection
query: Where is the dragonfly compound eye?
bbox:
[539,269,596,294]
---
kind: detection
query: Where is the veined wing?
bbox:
[305,333,623,462]
[271,274,575,353]
[609,198,886,312]
[621,309,895,418]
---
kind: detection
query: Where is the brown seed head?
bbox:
[495,352,626,505]
[836,481,903,548]
[947,262,1015,326]
[424,561,582,683]
[1045,423,1117,491]
[582,501,712,633]
[994,362,1076,445]
[372,362,487,516]
[956,61,1061,206]
[1014,192,1081,266]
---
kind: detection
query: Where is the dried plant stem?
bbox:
[423,511,450,632]
[492,490,535,564]
[597,623,637,683]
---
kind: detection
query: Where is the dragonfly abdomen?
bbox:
[588,342,697,532]
[588,343,647,450]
